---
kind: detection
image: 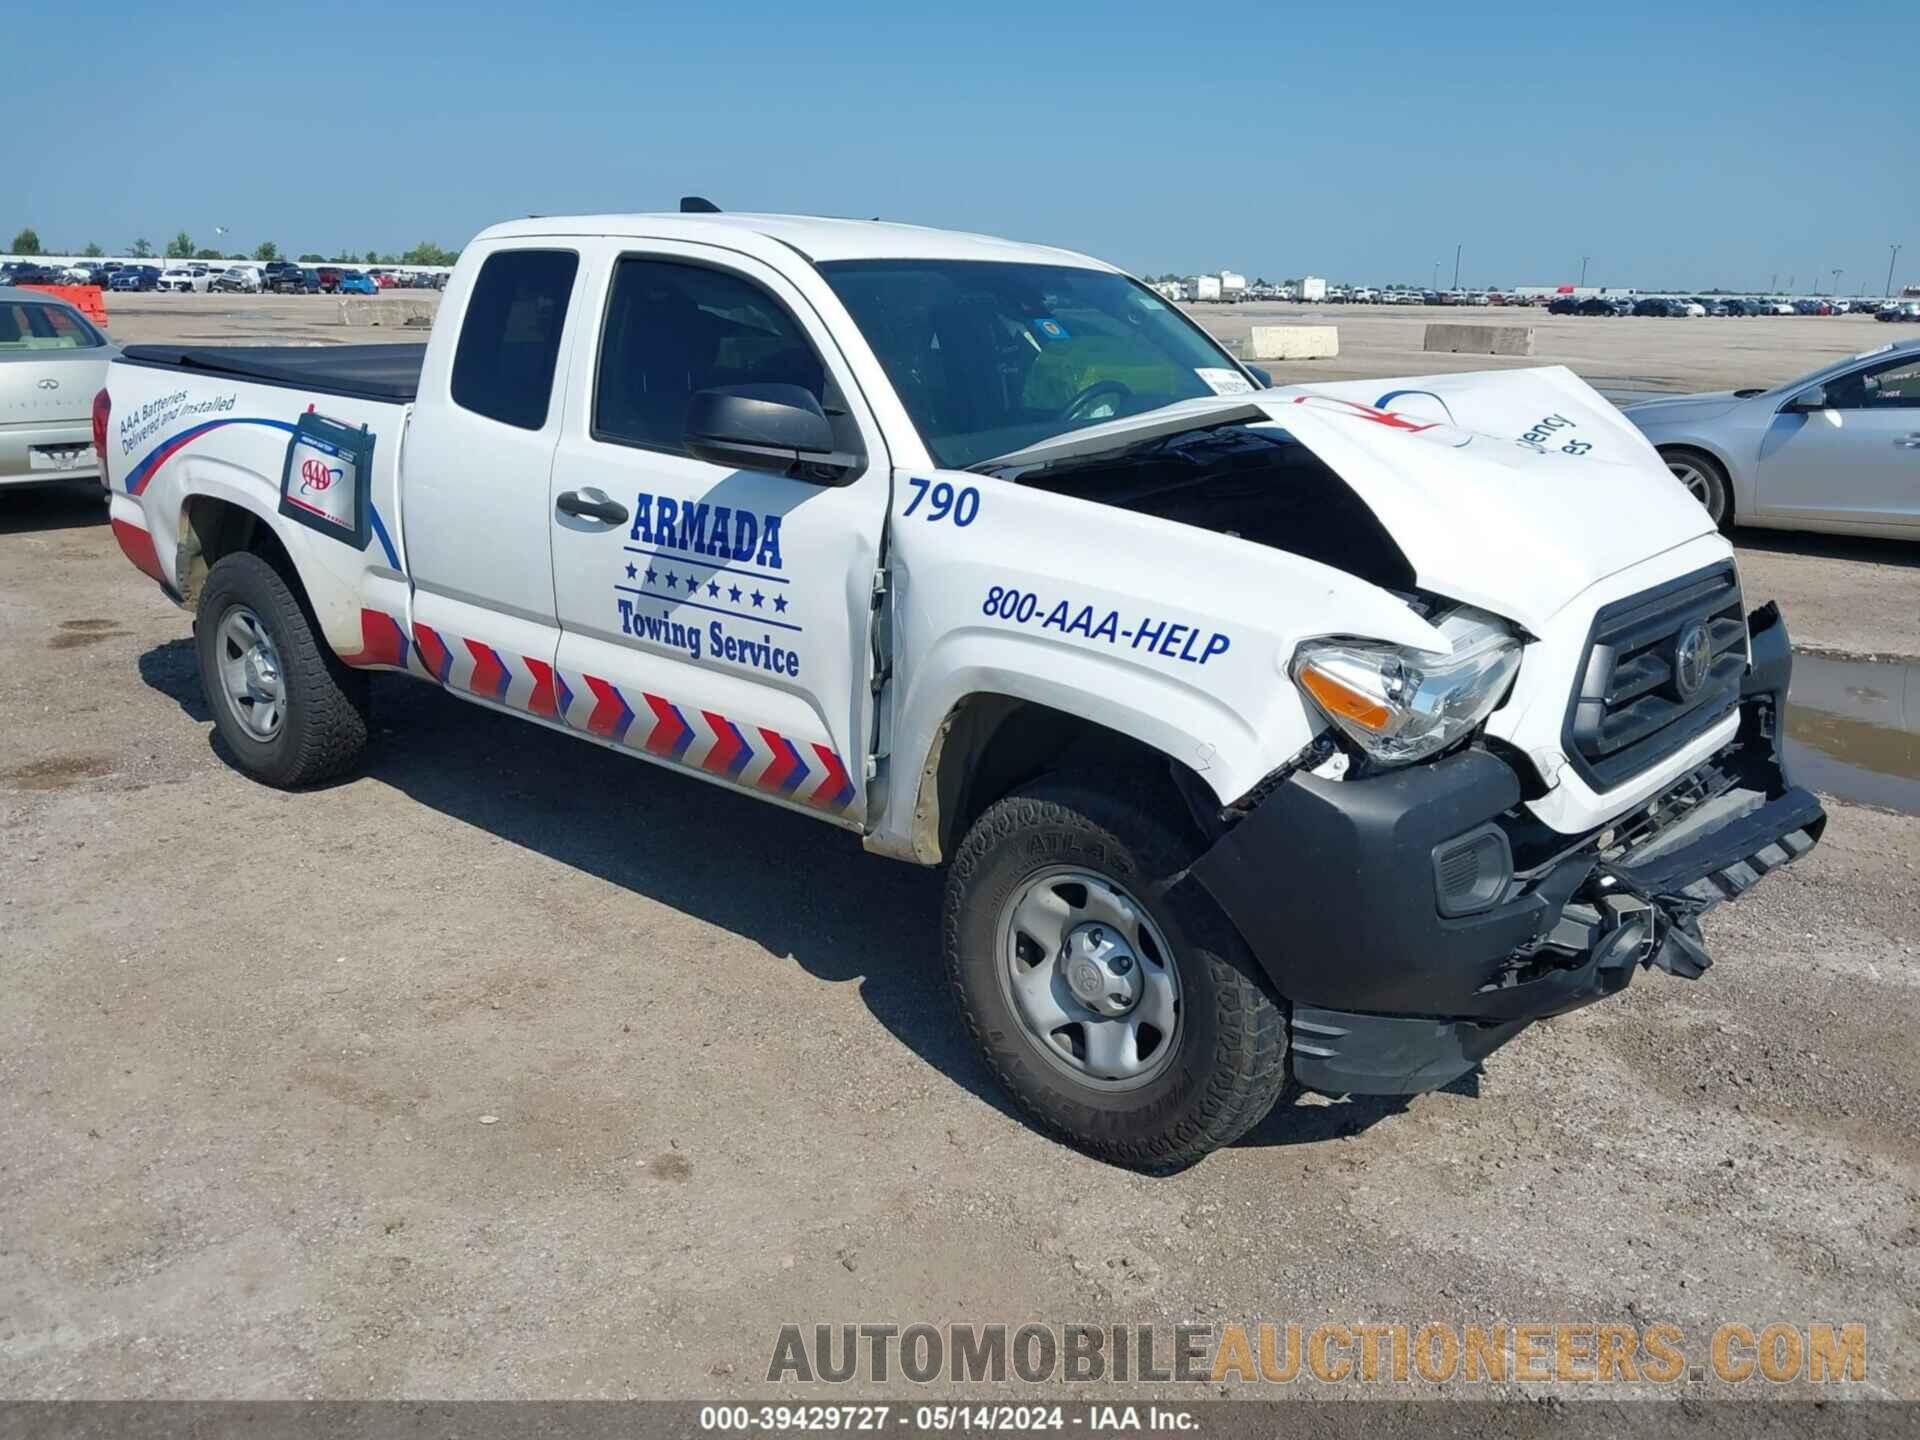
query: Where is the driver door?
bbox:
[545,241,891,824]
[1756,353,1920,529]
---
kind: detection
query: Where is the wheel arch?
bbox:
[893,690,1226,867]
[177,490,298,612]
[1654,441,1738,526]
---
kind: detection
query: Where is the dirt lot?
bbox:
[2,294,1916,1403]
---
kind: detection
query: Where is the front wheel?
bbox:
[944,777,1291,1170]
[1661,448,1732,529]
[195,551,369,787]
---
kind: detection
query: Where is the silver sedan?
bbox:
[1625,338,1920,540]
[0,285,119,490]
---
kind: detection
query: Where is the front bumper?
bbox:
[1190,602,1826,1096]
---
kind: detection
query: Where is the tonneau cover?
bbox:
[118,343,426,403]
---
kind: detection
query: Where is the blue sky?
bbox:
[13,0,1917,291]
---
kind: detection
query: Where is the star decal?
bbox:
[625,562,637,580]
[728,584,743,603]
[665,572,679,589]
[773,594,789,614]
[707,581,720,598]
[685,572,700,591]
[751,590,765,608]
[645,567,658,584]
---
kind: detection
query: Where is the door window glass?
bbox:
[451,249,579,430]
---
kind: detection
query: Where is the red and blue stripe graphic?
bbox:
[412,623,454,684]
[463,640,513,703]
[583,675,635,743]
[120,415,400,570]
[123,417,295,497]
[757,727,810,797]
[701,710,752,779]
[332,608,855,816]
[642,693,694,761]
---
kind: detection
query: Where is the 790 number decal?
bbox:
[903,477,980,526]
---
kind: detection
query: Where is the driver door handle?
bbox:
[1897,433,1920,449]
[556,488,629,524]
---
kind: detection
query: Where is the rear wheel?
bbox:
[945,776,1291,1170]
[1661,448,1732,529]
[195,551,369,787]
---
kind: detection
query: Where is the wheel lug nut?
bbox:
[1110,954,1133,975]
[1088,928,1104,947]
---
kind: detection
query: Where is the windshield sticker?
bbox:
[1196,368,1255,396]
[1031,316,1071,343]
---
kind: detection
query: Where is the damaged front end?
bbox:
[1189,602,1826,1097]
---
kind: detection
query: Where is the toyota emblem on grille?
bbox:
[37,378,59,390]
[1673,622,1712,699]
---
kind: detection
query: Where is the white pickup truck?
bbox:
[101,208,1825,1168]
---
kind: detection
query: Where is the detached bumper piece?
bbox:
[1190,601,1824,1098]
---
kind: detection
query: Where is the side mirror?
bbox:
[686,384,855,481]
[1247,365,1274,388]
[1783,386,1828,413]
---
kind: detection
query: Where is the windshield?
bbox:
[818,260,1251,469]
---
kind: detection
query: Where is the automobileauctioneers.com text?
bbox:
[766,1321,1868,1387]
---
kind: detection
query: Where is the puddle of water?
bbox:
[1784,653,1920,817]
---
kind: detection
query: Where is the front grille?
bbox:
[1564,563,1746,791]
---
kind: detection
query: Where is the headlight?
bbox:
[1291,607,1522,766]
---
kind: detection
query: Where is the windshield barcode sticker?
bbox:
[1196,368,1256,396]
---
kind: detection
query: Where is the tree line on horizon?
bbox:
[8,227,460,268]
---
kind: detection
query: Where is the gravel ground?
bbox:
[2,298,1915,1405]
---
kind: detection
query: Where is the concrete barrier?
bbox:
[1245,325,1339,361]
[1422,323,1534,356]
[336,297,436,328]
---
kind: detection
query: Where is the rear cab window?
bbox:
[451,249,581,430]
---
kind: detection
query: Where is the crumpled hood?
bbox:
[992,365,1719,634]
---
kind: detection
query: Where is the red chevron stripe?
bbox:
[524,657,559,718]
[807,745,854,811]
[700,709,747,775]
[412,623,453,684]
[464,640,511,701]
[582,674,633,741]
[757,727,799,793]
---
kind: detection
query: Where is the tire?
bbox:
[1660,448,1733,529]
[194,551,369,788]
[944,775,1291,1170]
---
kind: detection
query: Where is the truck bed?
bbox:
[118,343,426,404]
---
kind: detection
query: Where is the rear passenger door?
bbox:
[546,242,890,824]
[401,244,585,715]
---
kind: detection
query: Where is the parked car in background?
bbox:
[336,269,378,295]
[109,265,161,292]
[299,267,322,294]
[212,267,261,293]
[1626,338,1920,536]
[259,261,304,294]
[315,266,343,293]
[0,263,63,287]
[373,271,398,289]
[156,267,202,294]
[0,286,118,490]
[1760,300,1796,316]
[1577,296,1627,316]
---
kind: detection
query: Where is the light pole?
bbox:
[1452,243,1462,290]
[1890,244,1904,298]
[1831,268,1842,297]
[1579,255,1591,287]
[1431,261,1439,290]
